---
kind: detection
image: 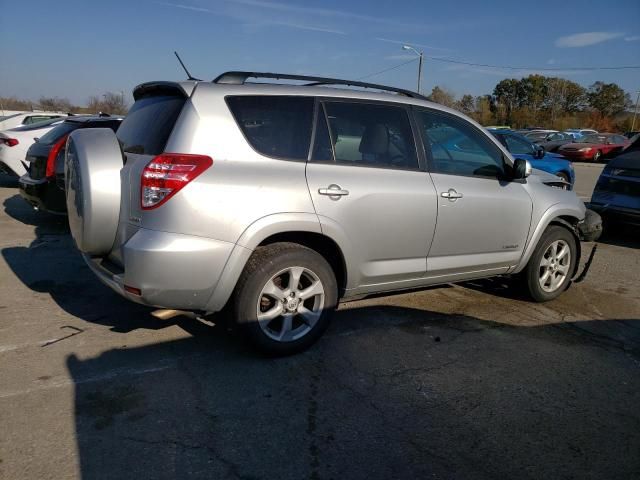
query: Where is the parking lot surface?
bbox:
[1,164,638,480]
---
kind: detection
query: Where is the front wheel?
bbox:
[523,226,577,302]
[592,150,602,162]
[232,243,338,355]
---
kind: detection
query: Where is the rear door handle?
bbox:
[318,184,349,197]
[441,188,463,200]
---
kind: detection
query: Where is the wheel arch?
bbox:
[203,213,349,313]
[513,207,583,275]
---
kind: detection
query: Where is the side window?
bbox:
[226,96,314,160]
[417,109,505,178]
[318,102,418,169]
[504,135,535,155]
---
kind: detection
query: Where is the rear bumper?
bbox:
[82,227,236,311]
[588,203,640,226]
[18,174,67,214]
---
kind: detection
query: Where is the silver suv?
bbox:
[65,72,593,355]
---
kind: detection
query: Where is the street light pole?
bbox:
[632,90,640,132]
[402,45,424,94]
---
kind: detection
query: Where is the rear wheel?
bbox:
[522,226,577,302]
[232,243,337,356]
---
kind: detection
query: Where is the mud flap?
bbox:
[573,243,597,284]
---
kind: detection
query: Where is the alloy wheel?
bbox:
[538,240,571,293]
[256,266,325,342]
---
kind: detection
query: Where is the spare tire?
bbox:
[65,128,122,256]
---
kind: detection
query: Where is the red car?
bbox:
[558,133,629,162]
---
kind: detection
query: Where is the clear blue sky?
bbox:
[1,0,639,105]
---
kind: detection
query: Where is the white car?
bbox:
[0,112,65,131]
[0,118,67,176]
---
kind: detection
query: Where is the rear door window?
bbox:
[226,96,314,160]
[117,95,186,155]
[313,101,418,170]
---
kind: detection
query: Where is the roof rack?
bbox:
[212,71,428,100]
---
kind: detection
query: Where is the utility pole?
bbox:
[402,45,424,94]
[632,90,640,131]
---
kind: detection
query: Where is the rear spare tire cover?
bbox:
[65,128,122,255]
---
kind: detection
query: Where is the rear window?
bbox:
[37,121,81,145]
[23,115,62,125]
[117,95,186,155]
[226,96,314,160]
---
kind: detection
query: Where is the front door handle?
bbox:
[319,184,350,198]
[441,188,463,200]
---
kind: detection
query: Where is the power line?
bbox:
[357,58,417,80]
[422,55,640,71]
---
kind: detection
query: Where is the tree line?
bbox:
[0,92,129,116]
[426,76,635,132]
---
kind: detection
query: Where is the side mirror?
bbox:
[535,146,545,159]
[33,137,39,143]
[513,158,532,180]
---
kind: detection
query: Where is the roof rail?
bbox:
[212,71,428,100]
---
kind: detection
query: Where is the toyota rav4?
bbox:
[64,72,598,355]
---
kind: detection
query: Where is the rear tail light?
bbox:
[141,153,213,209]
[45,134,69,178]
[1,138,19,147]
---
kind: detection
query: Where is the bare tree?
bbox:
[87,92,128,115]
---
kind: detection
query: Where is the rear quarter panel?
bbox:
[134,86,317,245]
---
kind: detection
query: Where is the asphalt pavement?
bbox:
[0,164,638,480]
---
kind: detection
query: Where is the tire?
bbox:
[232,242,338,356]
[592,150,602,162]
[65,128,122,255]
[522,225,577,302]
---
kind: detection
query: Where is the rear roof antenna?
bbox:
[174,51,202,81]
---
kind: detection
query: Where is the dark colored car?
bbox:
[589,136,640,226]
[19,116,122,213]
[558,133,629,162]
[488,129,575,187]
[624,131,639,139]
[537,132,575,152]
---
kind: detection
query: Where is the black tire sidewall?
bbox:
[233,244,338,356]
[525,226,577,302]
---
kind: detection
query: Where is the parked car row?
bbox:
[589,135,640,226]
[18,115,122,213]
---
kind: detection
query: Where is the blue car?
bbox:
[488,129,575,188]
[589,136,640,226]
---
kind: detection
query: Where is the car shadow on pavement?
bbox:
[2,193,166,333]
[64,306,640,480]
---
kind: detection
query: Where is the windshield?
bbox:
[582,134,607,144]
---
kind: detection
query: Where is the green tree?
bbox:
[587,82,628,116]
[492,78,524,124]
[456,94,475,116]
